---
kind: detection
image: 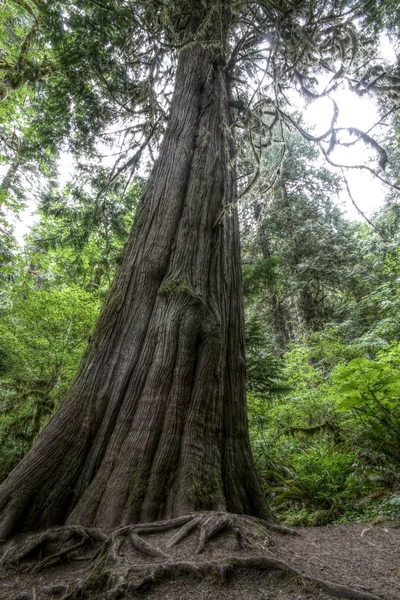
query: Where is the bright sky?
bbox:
[301,34,397,221]
[301,90,383,221]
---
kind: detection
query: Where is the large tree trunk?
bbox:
[0,42,273,539]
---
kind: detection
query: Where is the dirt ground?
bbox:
[0,517,398,600]
[273,522,400,600]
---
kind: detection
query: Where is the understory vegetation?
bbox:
[243,154,400,525]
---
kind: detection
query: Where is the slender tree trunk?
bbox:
[0,42,272,539]
[257,221,289,354]
[0,156,20,198]
[297,284,324,331]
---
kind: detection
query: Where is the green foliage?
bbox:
[334,358,400,410]
[0,1,58,258]
[271,444,361,526]
[0,283,99,384]
[245,314,289,398]
[27,175,141,292]
[336,493,400,524]
[333,358,400,463]
[245,204,400,526]
[242,256,280,299]
[0,0,48,102]
[0,281,100,480]
[251,326,400,523]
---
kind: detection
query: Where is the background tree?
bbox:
[245,200,400,526]
[0,281,99,481]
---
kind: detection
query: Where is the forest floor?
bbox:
[0,514,398,600]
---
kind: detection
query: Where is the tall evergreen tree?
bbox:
[0,3,398,595]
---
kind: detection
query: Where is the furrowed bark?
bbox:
[0,39,273,539]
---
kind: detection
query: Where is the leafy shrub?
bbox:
[333,358,400,465]
[336,493,400,524]
[0,283,100,481]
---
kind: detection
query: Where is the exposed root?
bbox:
[239,513,298,537]
[1,526,106,569]
[0,513,388,600]
[259,520,299,536]
[129,514,195,535]
[128,532,170,559]
[31,535,88,573]
[195,515,212,554]
[165,514,203,549]
[196,513,232,553]
[65,556,384,600]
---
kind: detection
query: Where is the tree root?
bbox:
[128,532,170,559]
[0,513,387,600]
[0,526,106,569]
[165,514,203,549]
[196,513,233,553]
[62,556,384,600]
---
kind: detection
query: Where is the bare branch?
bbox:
[320,145,400,193]
[340,168,376,229]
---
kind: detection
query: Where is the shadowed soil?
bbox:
[0,514,398,600]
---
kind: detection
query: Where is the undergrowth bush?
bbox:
[248,328,400,527]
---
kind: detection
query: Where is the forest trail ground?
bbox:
[0,516,398,600]
[273,522,399,600]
